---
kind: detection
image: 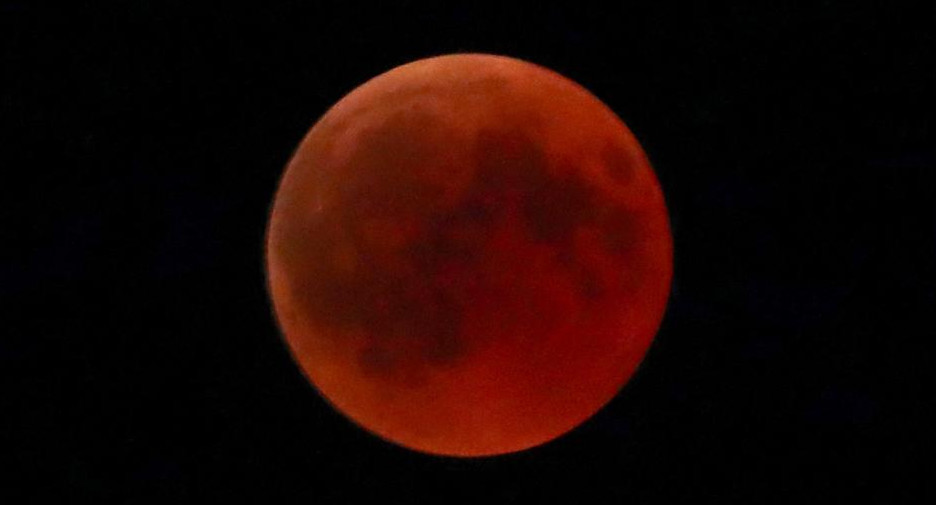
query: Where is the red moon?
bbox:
[265,54,672,457]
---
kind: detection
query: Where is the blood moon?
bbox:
[265,54,672,457]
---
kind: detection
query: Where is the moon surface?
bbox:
[265,54,672,457]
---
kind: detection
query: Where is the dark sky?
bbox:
[4,1,933,503]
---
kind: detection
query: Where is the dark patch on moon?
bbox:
[601,137,636,186]
[522,164,597,244]
[579,270,607,299]
[283,110,651,382]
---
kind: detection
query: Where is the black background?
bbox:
[4,1,933,503]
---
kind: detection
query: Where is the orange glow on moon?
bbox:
[265,54,672,457]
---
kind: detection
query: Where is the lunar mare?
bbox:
[265,54,672,456]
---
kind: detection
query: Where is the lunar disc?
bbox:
[265,53,672,457]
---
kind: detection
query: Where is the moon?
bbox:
[265,54,672,457]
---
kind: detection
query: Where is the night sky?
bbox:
[4,2,933,502]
